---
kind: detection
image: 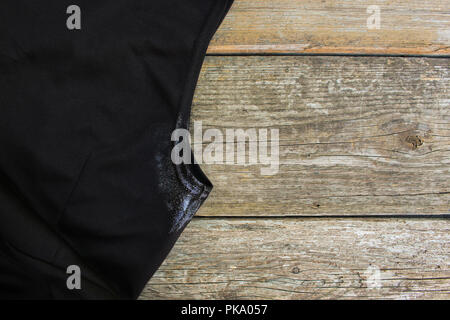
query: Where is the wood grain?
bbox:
[190,56,450,216]
[142,3,450,301]
[208,0,450,55]
[141,218,450,299]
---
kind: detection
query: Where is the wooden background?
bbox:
[141,0,449,299]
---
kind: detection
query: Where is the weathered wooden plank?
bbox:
[190,56,450,216]
[208,0,450,55]
[141,218,450,300]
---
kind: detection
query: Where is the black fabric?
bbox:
[0,0,234,299]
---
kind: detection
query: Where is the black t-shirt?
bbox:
[0,0,234,299]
